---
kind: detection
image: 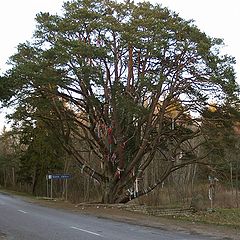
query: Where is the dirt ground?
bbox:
[0,232,6,240]
[23,197,240,240]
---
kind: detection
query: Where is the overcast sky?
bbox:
[0,0,239,130]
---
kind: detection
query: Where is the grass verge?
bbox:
[169,208,240,228]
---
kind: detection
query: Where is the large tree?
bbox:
[0,0,238,203]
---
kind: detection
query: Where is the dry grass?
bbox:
[169,208,240,228]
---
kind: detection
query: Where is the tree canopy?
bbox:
[0,0,238,203]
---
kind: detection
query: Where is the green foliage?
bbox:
[16,124,65,185]
[201,104,240,180]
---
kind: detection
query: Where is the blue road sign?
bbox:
[48,174,71,180]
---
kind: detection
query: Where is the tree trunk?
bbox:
[12,167,15,187]
[230,162,234,197]
[32,167,38,195]
[102,181,114,203]
[3,169,7,188]
[236,160,239,208]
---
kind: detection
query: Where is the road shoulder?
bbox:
[26,197,240,240]
[1,190,239,240]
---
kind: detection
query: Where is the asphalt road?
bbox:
[0,192,223,240]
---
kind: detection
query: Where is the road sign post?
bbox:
[51,177,53,199]
[46,175,49,198]
[65,178,68,201]
[46,174,71,200]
